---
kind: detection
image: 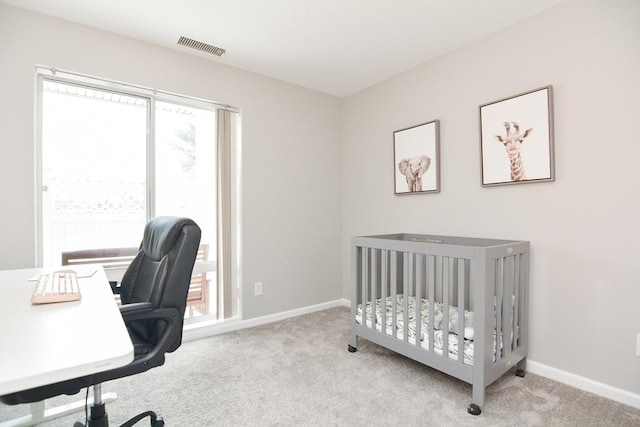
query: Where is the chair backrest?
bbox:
[120,217,201,351]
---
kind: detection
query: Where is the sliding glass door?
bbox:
[39,74,226,320]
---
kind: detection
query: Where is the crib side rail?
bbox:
[350,242,477,382]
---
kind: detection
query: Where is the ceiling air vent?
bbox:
[177,36,226,57]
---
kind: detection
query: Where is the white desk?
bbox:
[0,267,134,426]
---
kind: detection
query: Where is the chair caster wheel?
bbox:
[152,416,164,427]
[516,369,525,378]
[467,403,482,416]
[347,345,357,353]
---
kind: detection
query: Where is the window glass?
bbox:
[41,81,147,267]
[155,101,216,260]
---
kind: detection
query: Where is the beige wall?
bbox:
[1,0,638,403]
[0,4,343,319]
[342,1,640,395]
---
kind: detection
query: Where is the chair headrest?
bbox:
[142,216,198,261]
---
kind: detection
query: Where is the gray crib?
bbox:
[348,233,530,415]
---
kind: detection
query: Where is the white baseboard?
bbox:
[526,360,640,410]
[183,298,639,410]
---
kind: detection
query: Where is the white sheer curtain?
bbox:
[216,108,236,319]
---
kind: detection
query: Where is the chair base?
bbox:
[119,411,164,427]
[73,401,108,427]
[72,385,163,427]
[74,403,164,427]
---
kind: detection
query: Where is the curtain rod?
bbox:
[36,65,241,113]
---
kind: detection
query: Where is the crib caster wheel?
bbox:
[467,403,482,416]
[347,345,357,353]
[516,369,525,378]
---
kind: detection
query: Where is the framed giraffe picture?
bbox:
[394,120,440,195]
[479,86,555,186]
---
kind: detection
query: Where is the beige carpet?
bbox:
[1,307,639,426]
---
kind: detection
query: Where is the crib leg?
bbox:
[469,382,484,416]
[516,357,527,378]
[348,335,358,353]
[467,404,482,416]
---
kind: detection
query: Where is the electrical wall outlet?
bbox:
[636,333,640,357]
[254,282,263,296]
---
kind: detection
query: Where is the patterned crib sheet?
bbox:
[355,295,506,365]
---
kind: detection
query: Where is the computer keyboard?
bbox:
[31,270,81,304]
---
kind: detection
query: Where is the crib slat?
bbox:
[503,255,514,360]
[361,247,367,329]
[359,247,364,328]
[428,255,435,354]
[502,256,514,358]
[416,254,422,350]
[495,257,504,361]
[513,255,520,349]
[442,256,450,359]
[391,250,398,338]
[368,248,373,330]
[381,249,388,336]
[457,258,466,364]
[403,252,410,343]
[371,248,378,329]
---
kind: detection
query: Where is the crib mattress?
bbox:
[355,295,502,365]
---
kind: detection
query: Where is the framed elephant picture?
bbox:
[394,120,440,195]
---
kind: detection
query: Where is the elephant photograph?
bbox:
[398,155,431,192]
[394,120,440,194]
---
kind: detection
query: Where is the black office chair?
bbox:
[0,216,201,427]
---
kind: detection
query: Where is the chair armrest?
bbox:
[119,305,183,366]
[119,302,154,317]
[120,304,179,324]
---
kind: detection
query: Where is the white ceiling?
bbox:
[2,0,565,98]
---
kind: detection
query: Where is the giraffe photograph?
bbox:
[480,86,555,186]
[394,120,440,194]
